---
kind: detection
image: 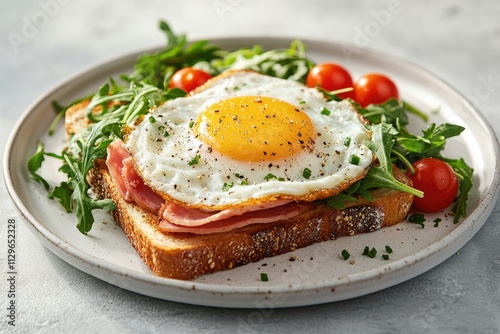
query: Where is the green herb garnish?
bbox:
[325,194,357,210]
[188,154,201,166]
[264,173,277,180]
[349,155,360,165]
[260,273,269,282]
[408,213,426,228]
[341,249,351,260]
[222,182,234,191]
[302,167,312,179]
[362,246,377,259]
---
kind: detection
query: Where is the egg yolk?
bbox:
[194,96,316,162]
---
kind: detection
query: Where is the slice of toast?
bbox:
[68,100,414,280]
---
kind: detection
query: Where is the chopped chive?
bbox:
[362,246,377,259]
[433,218,442,227]
[278,177,285,181]
[341,249,350,260]
[222,182,234,191]
[189,121,195,128]
[240,180,249,185]
[408,213,426,228]
[385,245,393,254]
[299,100,306,104]
[149,116,156,123]
[260,273,269,282]
[344,137,351,146]
[264,173,277,180]
[350,154,360,165]
[382,254,390,260]
[321,107,331,116]
[188,154,201,166]
[163,131,170,137]
[302,167,312,179]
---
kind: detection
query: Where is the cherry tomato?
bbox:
[353,73,399,107]
[406,157,459,213]
[306,63,354,99]
[168,67,212,93]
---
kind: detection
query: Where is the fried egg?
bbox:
[125,71,373,211]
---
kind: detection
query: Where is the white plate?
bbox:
[4,38,500,308]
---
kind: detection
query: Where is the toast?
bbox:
[67,101,414,280]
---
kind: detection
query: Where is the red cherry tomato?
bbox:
[353,73,399,107]
[406,158,459,213]
[168,67,212,93]
[306,63,354,99]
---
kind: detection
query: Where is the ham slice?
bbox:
[122,157,164,214]
[107,140,164,213]
[106,139,309,234]
[158,202,312,234]
[106,140,133,201]
[159,199,293,227]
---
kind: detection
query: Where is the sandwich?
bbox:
[64,70,415,280]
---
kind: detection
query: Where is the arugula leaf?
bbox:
[27,141,50,191]
[49,181,74,213]
[125,21,223,89]
[61,152,115,234]
[48,101,66,136]
[395,121,465,159]
[355,98,427,127]
[62,117,120,233]
[325,193,357,210]
[362,123,423,197]
[445,157,474,224]
[48,94,95,135]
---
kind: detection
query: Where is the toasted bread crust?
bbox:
[70,96,414,280]
[88,159,413,280]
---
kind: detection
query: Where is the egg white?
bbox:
[125,71,373,210]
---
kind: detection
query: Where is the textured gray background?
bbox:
[1,0,499,333]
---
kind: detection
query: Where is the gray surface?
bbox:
[1,0,499,333]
